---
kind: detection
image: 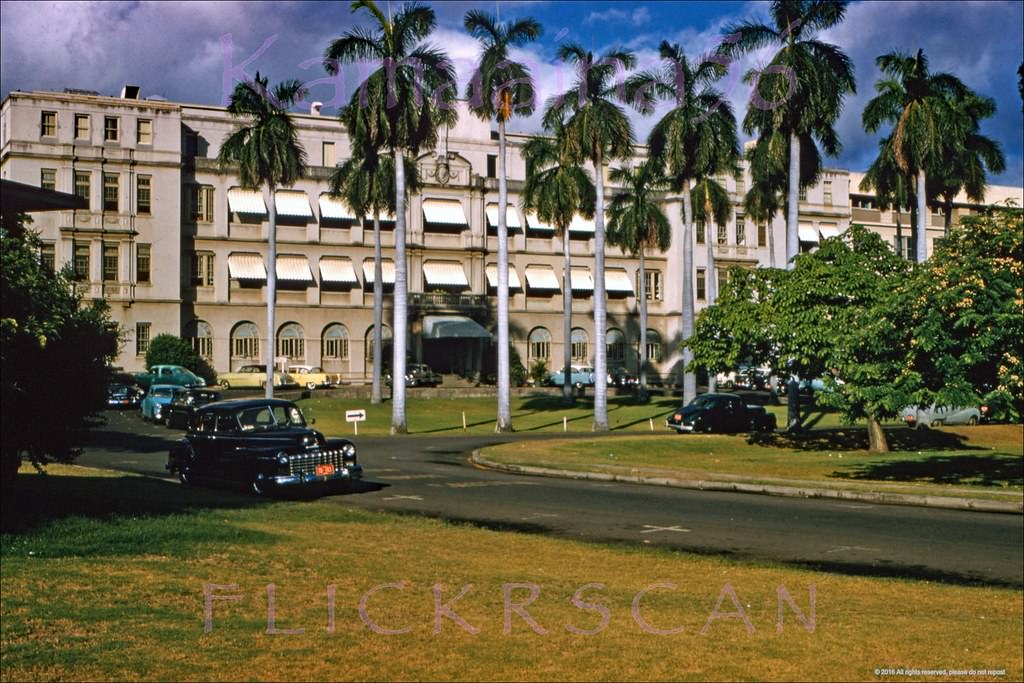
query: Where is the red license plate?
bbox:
[315,464,335,477]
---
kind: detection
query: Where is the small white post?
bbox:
[462,411,467,432]
[563,416,567,432]
[649,418,654,432]
[354,421,358,436]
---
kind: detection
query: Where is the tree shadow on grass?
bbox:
[747,425,983,453]
[831,454,1023,488]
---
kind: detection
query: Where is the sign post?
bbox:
[345,409,366,435]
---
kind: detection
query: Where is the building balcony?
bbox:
[74,281,135,301]
[712,244,760,261]
[410,292,487,312]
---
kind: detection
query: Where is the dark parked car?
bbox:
[385,363,442,387]
[107,382,144,408]
[666,393,777,434]
[608,366,639,388]
[163,388,222,429]
[166,399,361,495]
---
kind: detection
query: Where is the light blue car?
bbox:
[140,384,184,422]
[548,365,596,388]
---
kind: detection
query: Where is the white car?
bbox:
[900,404,981,428]
[287,365,341,390]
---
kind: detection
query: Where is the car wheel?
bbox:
[221,380,230,390]
[931,419,943,428]
[259,380,266,390]
[967,416,978,426]
[252,476,268,496]
[306,382,317,391]
[164,415,172,428]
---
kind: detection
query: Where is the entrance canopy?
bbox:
[422,315,492,340]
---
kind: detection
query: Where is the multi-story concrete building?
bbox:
[2,87,1019,382]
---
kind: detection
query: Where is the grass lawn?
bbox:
[1,465,1022,681]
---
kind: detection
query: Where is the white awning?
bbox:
[568,214,595,234]
[362,259,396,285]
[819,224,841,239]
[318,194,357,221]
[276,255,313,282]
[798,224,819,243]
[422,198,468,227]
[227,188,267,215]
[524,265,560,291]
[485,265,522,290]
[486,203,523,230]
[422,261,469,288]
[570,268,594,291]
[605,269,634,294]
[526,213,554,232]
[227,253,266,280]
[275,190,312,218]
[319,257,358,284]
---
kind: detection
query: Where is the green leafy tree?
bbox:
[217,72,308,398]
[144,333,217,386]
[464,9,541,432]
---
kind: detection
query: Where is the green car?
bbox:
[134,364,206,390]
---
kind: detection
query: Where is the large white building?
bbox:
[2,87,1019,382]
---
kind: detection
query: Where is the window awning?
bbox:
[486,203,523,230]
[524,265,560,291]
[819,224,841,239]
[422,198,468,227]
[526,213,554,232]
[227,253,267,280]
[276,255,313,282]
[570,268,594,292]
[568,214,595,234]
[485,265,522,290]
[422,315,492,340]
[605,269,634,294]
[362,259,396,285]
[319,257,358,284]
[275,190,312,218]
[422,261,469,288]
[227,188,267,215]
[798,224,819,243]
[318,194,357,221]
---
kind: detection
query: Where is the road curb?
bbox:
[470,451,1024,515]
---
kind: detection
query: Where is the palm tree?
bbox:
[544,43,635,431]
[521,129,596,405]
[720,0,856,268]
[464,9,541,433]
[860,134,915,257]
[324,0,458,434]
[217,72,307,398]
[862,48,970,262]
[625,40,739,405]
[606,160,671,400]
[691,176,732,392]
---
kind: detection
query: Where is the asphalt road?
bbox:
[78,410,1024,587]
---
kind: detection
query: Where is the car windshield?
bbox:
[236,404,306,431]
[689,395,722,408]
[152,387,174,397]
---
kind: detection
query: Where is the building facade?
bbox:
[2,88,1019,381]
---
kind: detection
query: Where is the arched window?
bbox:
[322,324,350,361]
[231,322,260,363]
[606,328,625,364]
[276,322,305,362]
[188,320,214,359]
[364,324,392,364]
[570,327,589,363]
[527,327,551,363]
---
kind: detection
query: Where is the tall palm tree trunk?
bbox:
[787,132,800,268]
[391,148,408,434]
[705,216,717,394]
[496,120,512,432]
[562,231,573,404]
[680,187,696,405]
[371,210,384,404]
[895,211,903,258]
[638,247,648,400]
[265,183,277,399]
[593,152,608,431]
[768,213,777,268]
[915,168,928,262]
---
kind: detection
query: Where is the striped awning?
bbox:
[486,203,523,230]
[570,268,594,292]
[568,214,595,234]
[422,198,468,227]
[423,261,469,288]
[227,253,266,280]
[362,259,396,285]
[524,265,560,291]
[819,224,841,239]
[318,194,357,221]
[227,188,267,215]
[485,265,522,290]
[798,224,819,243]
[605,269,634,294]
[276,255,313,282]
[275,190,313,218]
[319,257,358,284]
[526,213,554,232]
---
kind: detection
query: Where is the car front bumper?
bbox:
[666,421,694,433]
[257,464,363,489]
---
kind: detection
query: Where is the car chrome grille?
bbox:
[287,450,352,476]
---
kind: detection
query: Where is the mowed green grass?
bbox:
[1,465,1021,682]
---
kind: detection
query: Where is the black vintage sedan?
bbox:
[666,393,777,434]
[163,388,222,429]
[165,399,362,495]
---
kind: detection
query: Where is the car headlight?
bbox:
[276,452,289,465]
[342,444,356,457]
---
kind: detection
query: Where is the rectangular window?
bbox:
[734,172,745,196]
[190,184,214,222]
[646,339,661,363]
[73,243,90,281]
[137,244,151,283]
[191,251,215,287]
[322,142,335,167]
[717,222,728,245]
[758,222,767,247]
[799,187,807,202]
[717,269,728,296]
[529,339,550,362]
[695,221,705,244]
[103,173,119,212]
[571,339,588,364]
[75,171,91,207]
[894,235,912,258]
[735,217,746,246]
[41,110,57,137]
[639,270,663,302]
[233,335,259,360]
[136,119,152,145]
[40,242,56,272]
[487,154,497,179]
[823,180,833,205]
[74,114,90,141]
[323,336,349,361]
[40,168,56,191]
[696,268,706,301]
[276,335,305,361]
[135,322,151,356]
[137,175,151,214]
[103,243,119,281]
[104,116,119,142]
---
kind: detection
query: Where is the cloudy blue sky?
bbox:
[2,1,1021,186]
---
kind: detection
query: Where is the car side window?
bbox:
[198,413,217,433]
[216,414,238,433]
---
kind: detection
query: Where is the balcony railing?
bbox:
[410,292,487,311]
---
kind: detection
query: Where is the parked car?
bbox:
[900,404,981,429]
[287,365,341,390]
[140,384,186,422]
[163,388,223,429]
[608,366,639,388]
[217,365,298,390]
[385,363,442,387]
[134,364,206,390]
[666,393,777,434]
[107,382,144,409]
[548,365,596,388]
[165,398,362,495]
